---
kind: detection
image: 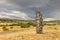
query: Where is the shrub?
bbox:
[2,27,9,31]
[54,27,58,30]
[33,23,36,27]
[10,27,13,29]
[9,24,17,26]
[20,23,30,28]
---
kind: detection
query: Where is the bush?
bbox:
[54,27,58,30]
[10,27,13,29]
[9,24,17,26]
[20,23,30,28]
[2,27,9,31]
[33,23,36,27]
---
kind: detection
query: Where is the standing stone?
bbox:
[36,12,43,34]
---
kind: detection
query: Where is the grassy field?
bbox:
[0,25,60,40]
[0,19,60,40]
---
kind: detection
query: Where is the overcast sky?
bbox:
[0,0,60,20]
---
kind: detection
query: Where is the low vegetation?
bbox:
[0,19,60,40]
[0,26,60,40]
[2,26,9,31]
[10,27,13,29]
[0,22,36,28]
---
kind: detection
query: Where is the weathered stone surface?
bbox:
[36,12,43,34]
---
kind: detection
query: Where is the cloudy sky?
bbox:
[0,0,60,20]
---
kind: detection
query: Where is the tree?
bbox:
[36,12,43,34]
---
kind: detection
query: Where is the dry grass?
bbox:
[0,25,60,40]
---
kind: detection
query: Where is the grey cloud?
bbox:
[45,0,60,19]
[7,0,49,7]
[0,0,60,20]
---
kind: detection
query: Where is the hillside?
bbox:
[0,18,34,23]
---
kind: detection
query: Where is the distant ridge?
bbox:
[0,18,60,22]
[0,18,18,21]
[0,18,35,23]
[43,18,57,21]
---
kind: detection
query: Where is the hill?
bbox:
[0,18,60,23]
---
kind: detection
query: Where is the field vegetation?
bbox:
[0,18,60,40]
